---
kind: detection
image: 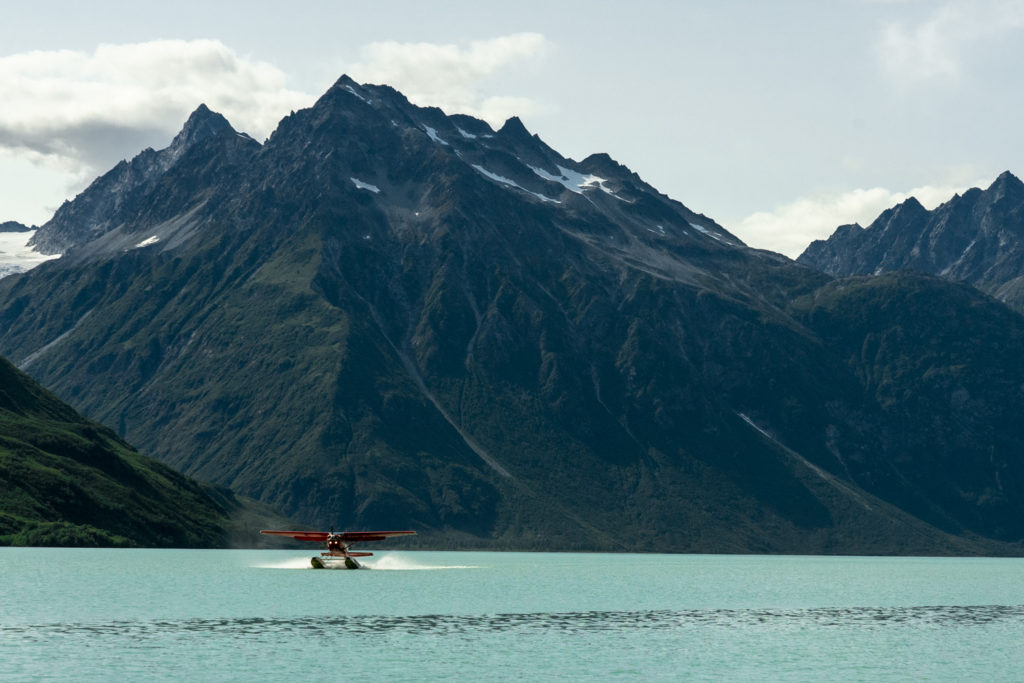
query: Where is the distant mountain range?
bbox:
[2,76,1024,554]
[0,221,32,233]
[799,172,1024,313]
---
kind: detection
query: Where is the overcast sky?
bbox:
[1,0,1022,257]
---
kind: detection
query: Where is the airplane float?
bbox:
[260,528,416,569]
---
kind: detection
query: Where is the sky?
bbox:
[1,0,1022,258]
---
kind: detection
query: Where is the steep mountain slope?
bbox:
[791,272,1024,541]
[1,77,1022,554]
[798,172,1024,312]
[0,354,266,546]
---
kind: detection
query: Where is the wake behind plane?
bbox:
[260,528,416,569]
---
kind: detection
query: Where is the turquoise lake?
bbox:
[2,549,1024,680]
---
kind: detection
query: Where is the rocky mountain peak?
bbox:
[993,169,1023,187]
[26,103,254,256]
[316,75,412,117]
[165,104,239,161]
[497,115,532,139]
[987,170,1024,203]
[893,195,926,217]
[332,73,360,89]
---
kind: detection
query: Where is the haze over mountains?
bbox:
[2,76,1024,554]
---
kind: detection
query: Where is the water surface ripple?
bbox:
[7,604,1024,640]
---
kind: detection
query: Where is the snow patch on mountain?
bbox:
[689,222,732,244]
[344,85,368,103]
[134,236,160,249]
[423,125,449,146]
[351,178,381,193]
[472,165,560,204]
[530,164,614,195]
[940,238,978,276]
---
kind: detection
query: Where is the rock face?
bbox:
[26,104,257,256]
[2,77,1024,554]
[799,172,1024,312]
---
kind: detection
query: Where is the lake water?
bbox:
[2,549,1023,681]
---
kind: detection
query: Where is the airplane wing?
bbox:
[260,530,331,542]
[259,529,416,544]
[339,530,416,543]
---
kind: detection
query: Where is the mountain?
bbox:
[798,172,1024,312]
[1,76,1023,554]
[0,353,290,547]
[26,104,254,256]
[1,221,33,233]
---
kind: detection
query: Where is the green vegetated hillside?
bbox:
[2,77,1024,555]
[0,355,291,547]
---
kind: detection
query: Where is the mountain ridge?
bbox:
[798,172,1024,312]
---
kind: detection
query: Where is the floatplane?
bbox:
[260,528,416,569]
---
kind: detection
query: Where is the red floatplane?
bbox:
[260,528,416,569]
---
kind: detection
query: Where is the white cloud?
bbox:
[875,0,1024,85]
[732,179,992,258]
[348,33,551,127]
[0,39,313,175]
